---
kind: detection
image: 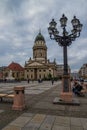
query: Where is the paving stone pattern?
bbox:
[0,81,87,130]
[2,113,87,130]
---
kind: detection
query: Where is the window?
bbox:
[17,72,19,77]
[39,74,41,78]
[5,73,8,77]
[31,75,33,78]
[12,73,14,77]
[44,74,45,78]
[40,53,42,56]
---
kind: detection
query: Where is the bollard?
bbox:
[12,86,25,110]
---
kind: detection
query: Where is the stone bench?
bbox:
[0,94,8,101]
[0,93,14,102]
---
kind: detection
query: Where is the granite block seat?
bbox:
[0,93,8,101]
[0,93,14,102]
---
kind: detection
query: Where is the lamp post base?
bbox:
[53,97,80,105]
[60,92,72,102]
[53,75,80,105]
[61,74,72,102]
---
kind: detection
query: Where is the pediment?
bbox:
[28,62,43,66]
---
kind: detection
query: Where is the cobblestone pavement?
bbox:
[0,81,87,130]
[2,113,87,130]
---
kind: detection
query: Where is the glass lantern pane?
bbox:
[77,23,83,32]
[49,19,57,29]
[60,14,67,27]
[71,16,79,26]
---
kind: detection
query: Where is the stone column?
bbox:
[12,86,25,110]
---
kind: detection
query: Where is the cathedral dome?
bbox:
[33,31,47,48]
[34,32,45,43]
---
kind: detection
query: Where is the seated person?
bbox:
[72,82,84,96]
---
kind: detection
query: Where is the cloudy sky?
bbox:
[0,0,87,72]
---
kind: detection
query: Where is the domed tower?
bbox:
[33,31,47,62]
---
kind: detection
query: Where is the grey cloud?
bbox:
[0,0,86,72]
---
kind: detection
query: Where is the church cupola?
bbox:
[33,31,47,61]
[34,31,45,43]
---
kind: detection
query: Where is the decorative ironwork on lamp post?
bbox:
[48,14,83,92]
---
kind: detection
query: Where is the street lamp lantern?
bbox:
[60,14,68,27]
[71,16,80,27]
[48,14,83,102]
[49,19,57,29]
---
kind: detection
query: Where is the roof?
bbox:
[7,62,24,71]
[33,32,47,49]
[34,32,45,42]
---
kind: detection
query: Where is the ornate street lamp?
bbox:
[48,14,82,102]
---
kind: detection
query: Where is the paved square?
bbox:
[0,81,87,130]
[2,113,87,130]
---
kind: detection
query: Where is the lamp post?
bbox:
[48,14,82,102]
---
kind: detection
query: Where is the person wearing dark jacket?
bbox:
[72,82,84,96]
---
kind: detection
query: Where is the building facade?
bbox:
[24,31,58,80]
[3,62,24,81]
[79,63,87,79]
[57,64,71,78]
